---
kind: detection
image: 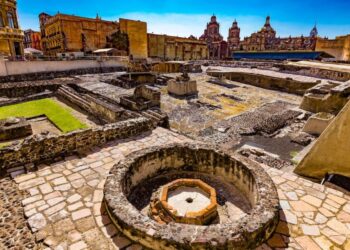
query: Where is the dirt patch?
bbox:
[29,116,61,135]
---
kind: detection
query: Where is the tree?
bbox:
[107,31,129,52]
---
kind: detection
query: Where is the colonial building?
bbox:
[227,20,240,51]
[200,15,228,59]
[0,0,24,57]
[119,18,148,59]
[240,16,318,52]
[23,29,41,50]
[148,34,208,60]
[316,34,350,61]
[39,13,119,56]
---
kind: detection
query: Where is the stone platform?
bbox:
[8,127,350,250]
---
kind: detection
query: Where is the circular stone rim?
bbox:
[104,143,279,249]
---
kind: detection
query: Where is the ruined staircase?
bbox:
[57,85,91,112]
[141,108,169,128]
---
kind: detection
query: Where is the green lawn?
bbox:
[0,98,88,133]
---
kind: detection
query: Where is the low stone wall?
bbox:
[300,81,350,114]
[134,85,160,107]
[276,64,350,82]
[0,91,54,107]
[207,71,319,95]
[120,85,161,111]
[104,143,279,250]
[86,95,129,123]
[0,66,126,83]
[108,72,157,89]
[0,81,61,98]
[57,85,135,123]
[0,117,154,169]
[168,79,198,97]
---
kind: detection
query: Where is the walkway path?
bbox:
[12,127,350,250]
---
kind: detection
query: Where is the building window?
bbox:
[0,14,4,27]
[7,12,15,28]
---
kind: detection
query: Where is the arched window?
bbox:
[7,12,15,28]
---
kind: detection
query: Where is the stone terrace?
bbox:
[10,127,350,250]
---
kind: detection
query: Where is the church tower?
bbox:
[310,24,318,37]
[228,19,240,51]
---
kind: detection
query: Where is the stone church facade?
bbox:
[200,15,318,59]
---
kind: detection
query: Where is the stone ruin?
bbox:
[120,85,160,111]
[150,61,202,73]
[104,143,279,249]
[0,117,32,141]
[300,80,350,114]
[303,112,335,135]
[167,72,198,97]
[107,72,157,89]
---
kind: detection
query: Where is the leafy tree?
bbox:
[107,31,129,52]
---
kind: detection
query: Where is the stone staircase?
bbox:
[57,85,91,112]
[141,108,169,128]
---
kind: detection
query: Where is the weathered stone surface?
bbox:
[28,213,47,232]
[104,143,279,249]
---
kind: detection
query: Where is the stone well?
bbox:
[104,143,279,250]
[150,178,218,225]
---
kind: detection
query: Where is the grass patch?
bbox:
[0,98,88,133]
[290,150,299,158]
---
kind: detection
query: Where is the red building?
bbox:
[200,15,228,59]
[23,29,42,50]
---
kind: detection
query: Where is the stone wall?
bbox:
[207,71,320,95]
[108,72,156,89]
[119,19,148,59]
[0,60,127,82]
[0,81,60,98]
[120,85,160,111]
[147,34,208,60]
[276,64,350,82]
[316,35,350,61]
[134,85,160,107]
[57,85,135,123]
[300,81,350,114]
[85,95,130,123]
[0,117,154,169]
[168,79,198,97]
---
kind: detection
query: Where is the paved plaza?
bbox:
[8,127,350,250]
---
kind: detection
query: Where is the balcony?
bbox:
[0,27,24,37]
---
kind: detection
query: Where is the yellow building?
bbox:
[39,13,119,56]
[0,0,24,57]
[148,34,208,60]
[316,35,350,61]
[119,19,148,59]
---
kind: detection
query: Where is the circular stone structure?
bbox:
[104,143,279,249]
[152,178,218,225]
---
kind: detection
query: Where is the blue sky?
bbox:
[18,0,350,39]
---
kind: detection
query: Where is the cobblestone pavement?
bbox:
[11,127,350,250]
[0,177,37,249]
